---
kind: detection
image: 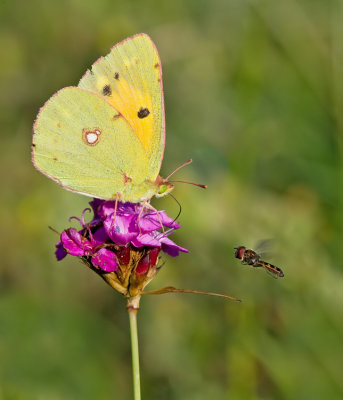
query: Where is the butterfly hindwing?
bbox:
[78,33,165,180]
[32,87,150,200]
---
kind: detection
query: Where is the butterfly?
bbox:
[32,33,183,203]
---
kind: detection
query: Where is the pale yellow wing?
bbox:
[78,33,165,180]
[32,87,152,201]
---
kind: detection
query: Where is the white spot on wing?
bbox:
[86,133,98,144]
[82,128,102,146]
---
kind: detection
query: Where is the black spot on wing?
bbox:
[114,72,119,80]
[102,85,112,96]
[137,107,150,119]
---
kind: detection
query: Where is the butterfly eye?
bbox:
[157,184,168,195]
[156,182,174,198]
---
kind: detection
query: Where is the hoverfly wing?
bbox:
[254,239,274,260]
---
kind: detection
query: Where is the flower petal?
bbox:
[89,198,105,219]
[92,226,109,246]
[117,201,137,215]
[131,233,161,248]
[99,201,137,220]
[99,200,116,219]
[140,210,180,233]
[104,213,138,246]
[91,248,118,272]
[160,236,189,257]
[61,228,93,256]
[55,241,67,260]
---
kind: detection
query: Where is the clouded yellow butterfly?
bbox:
[32,33,176,202]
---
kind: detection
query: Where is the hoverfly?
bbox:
[234,245,284,278]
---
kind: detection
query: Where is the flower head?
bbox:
[56,200,188,296]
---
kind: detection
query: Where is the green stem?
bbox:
[127,295,141,400]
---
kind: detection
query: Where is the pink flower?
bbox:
[56,200,188,274]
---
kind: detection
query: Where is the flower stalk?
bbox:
[127,295,141,400]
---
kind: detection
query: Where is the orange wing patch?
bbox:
[78,34,163,160]
[89,77,156,154]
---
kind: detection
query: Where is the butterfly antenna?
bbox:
[166,159,193,180]
[166,159,207,189]
[168,180,207,189]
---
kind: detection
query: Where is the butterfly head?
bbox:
[155,177,174,198]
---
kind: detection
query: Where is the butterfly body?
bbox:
[32,34,173,203]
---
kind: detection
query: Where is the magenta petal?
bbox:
[89,199,106,224]
[61,229,91,256]
[160,236,189,257]
[117,202,137,215]
[131,233,161,248]
[91,248,118,272]
[104,214,138,246]
[55,241,67,260]
[99,200,116,219]
[92,226,109,245]
[89,198,105,215]
[139,214,162,233]
[140,211,180,233]
[155,210,181,229]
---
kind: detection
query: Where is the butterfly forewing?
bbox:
[78,33,165,180]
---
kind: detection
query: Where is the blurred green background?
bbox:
[1,0,343,399]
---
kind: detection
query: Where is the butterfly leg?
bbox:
[137,201,153,235]
[137,201,165,235]
[110,192,122,230]
[143,201,165,233]
[137,204,144,235]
